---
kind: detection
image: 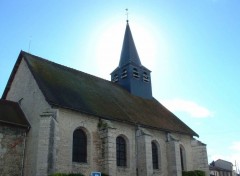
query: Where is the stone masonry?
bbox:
[0,124,27,176]
[191,139,209,176]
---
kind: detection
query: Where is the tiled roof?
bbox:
[3,51,198,136]
[0,99,30,128]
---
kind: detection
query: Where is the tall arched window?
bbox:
[180,145,186,171]
[152,141,159,169]
[72,128,87,163]
[116,136,126,166]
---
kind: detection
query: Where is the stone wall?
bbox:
[35,111,58,176]
[56,109,137,176]
[6,58,51,176]
[55,108,99,175]
[136,127,153,176]
[0,124,27,176]
[191,139,209,176]
[54,108,209,176]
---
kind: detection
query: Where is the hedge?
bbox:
[50,171,204,176]
[49,172,109,176]
[49,173,84,176]
[182,170,205,176]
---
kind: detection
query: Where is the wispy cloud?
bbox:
[161,99,213,118]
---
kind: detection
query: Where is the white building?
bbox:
[210,159,235,176]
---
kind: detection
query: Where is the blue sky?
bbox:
[1,0,240,170]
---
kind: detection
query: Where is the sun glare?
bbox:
[130,23,157,70]
[95,22,124,79]
[93,21,159,80]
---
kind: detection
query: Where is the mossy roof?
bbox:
[0,99,30,128]
[3,51,198,137]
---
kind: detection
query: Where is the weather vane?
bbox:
[125,8,129,22]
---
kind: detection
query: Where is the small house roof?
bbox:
[0,99,30,128]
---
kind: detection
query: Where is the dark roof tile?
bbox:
[0,99,30,128]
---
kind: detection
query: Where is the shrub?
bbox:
[101,173,109,176]
[182,170,205,176]
[49,173,84,176]
[49,174,68,176]
[182,171,197,176]
[195,170,205,176]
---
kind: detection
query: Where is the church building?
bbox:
[0,21,209,176]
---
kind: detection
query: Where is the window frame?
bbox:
[152,141,159,169]
[116,136,127,167]
[72,128,87,163]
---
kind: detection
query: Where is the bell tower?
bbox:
[111,20,152,99]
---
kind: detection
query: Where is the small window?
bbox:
[152,142,159,169]
[143,72,150,82]
[121,69,127,79]
[116,136,126,166]
[72,129,87,163]
[113,73,119,82]
[133,68,140,78]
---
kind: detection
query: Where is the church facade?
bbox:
[1,21,209,176]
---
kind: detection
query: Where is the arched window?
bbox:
[116,136,126,166]
[180,145,186,171]
[152,141,159,169]
[72,128,87,163]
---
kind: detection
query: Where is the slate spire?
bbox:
[119,21,142,67]
[111,21,152,99]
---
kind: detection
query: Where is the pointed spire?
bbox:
[118,21,142,67]
[111,19,152,99]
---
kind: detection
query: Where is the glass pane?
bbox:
[72,129,87,163]
[116,136,126,166]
